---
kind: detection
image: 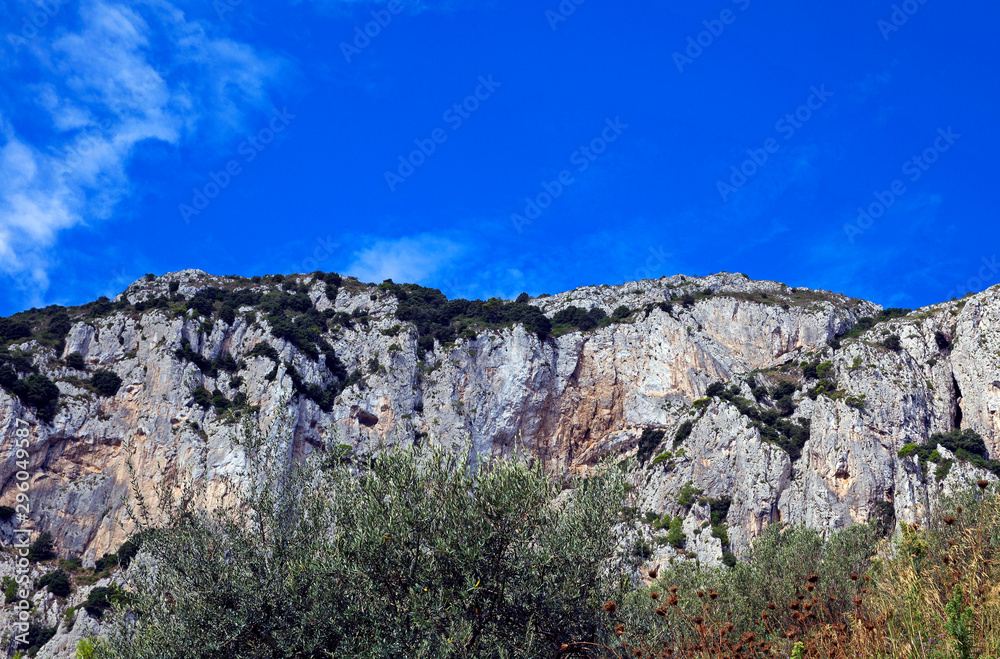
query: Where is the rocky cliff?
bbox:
[2,269,999,655]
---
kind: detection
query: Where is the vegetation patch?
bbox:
[836,307,911,342]
[635,428,667,465]
[703,379,811,460]
[898,429,1000,478]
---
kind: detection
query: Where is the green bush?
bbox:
[2,576,17,603]
[635,428,666,465]
[379,281,554,344]
[673,420,694,449]
[248,343,280,361]
[211,389,230,411]
[97,419,630,659]
[0,505,14,520]
[18,621,57,654]
[38,569,72,597]
[28,531,56,562]
[0,363,17,388]
[84,585,128,619]
[897,429,999,478]
[667,516,685,549]
[612,305,632,320]
[845,394,867,410]
[91,369,123,396]
[12,374,60,420]
[882,334,902,351]
[191,386,212,409]
[0,317,32,343]
[65,352,86,369]
[60,557,83,572]
[676,481,703,507]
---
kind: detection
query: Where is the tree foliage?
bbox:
[91,369,123,396]
[99,418,630,658]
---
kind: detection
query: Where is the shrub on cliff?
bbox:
[65,352,86,369]
[91,369,123,396]
[882,334,902,351]
[28,531,56,562]
[0,317,32,343]
[11,374,60,421]
[99,417,629,658]
[38,569,72,597]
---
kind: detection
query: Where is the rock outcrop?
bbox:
[2,269,998,656]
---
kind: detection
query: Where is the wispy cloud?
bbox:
[346,234,465,284]
[0,0,288,305]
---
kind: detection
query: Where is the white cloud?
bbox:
[0,0,288,304]
[346,234,464,284]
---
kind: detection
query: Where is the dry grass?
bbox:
[579,482,1000,659]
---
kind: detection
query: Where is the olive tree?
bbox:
[95,415,629,658]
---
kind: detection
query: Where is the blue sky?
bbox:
[1,0,998,315]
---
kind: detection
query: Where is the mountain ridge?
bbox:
[1,268,997,563]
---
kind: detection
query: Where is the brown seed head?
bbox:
[807,573,819,583]
[850,573,859,581]
[604,600,617,613]
[805,583,815,592]
[560,644,569,651]
[978,479,990,490]
[650,591,659,600]
[709,590,719,600]
[649,565,659,578]
[615,623,625,635]
[696,590,704,598]
[668,585,678,594]
[668,594,679,606]
[656,605,668,617]
[943,515,956,526]
[957,506,963,514]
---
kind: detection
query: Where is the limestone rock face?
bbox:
[1,269,998,577]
